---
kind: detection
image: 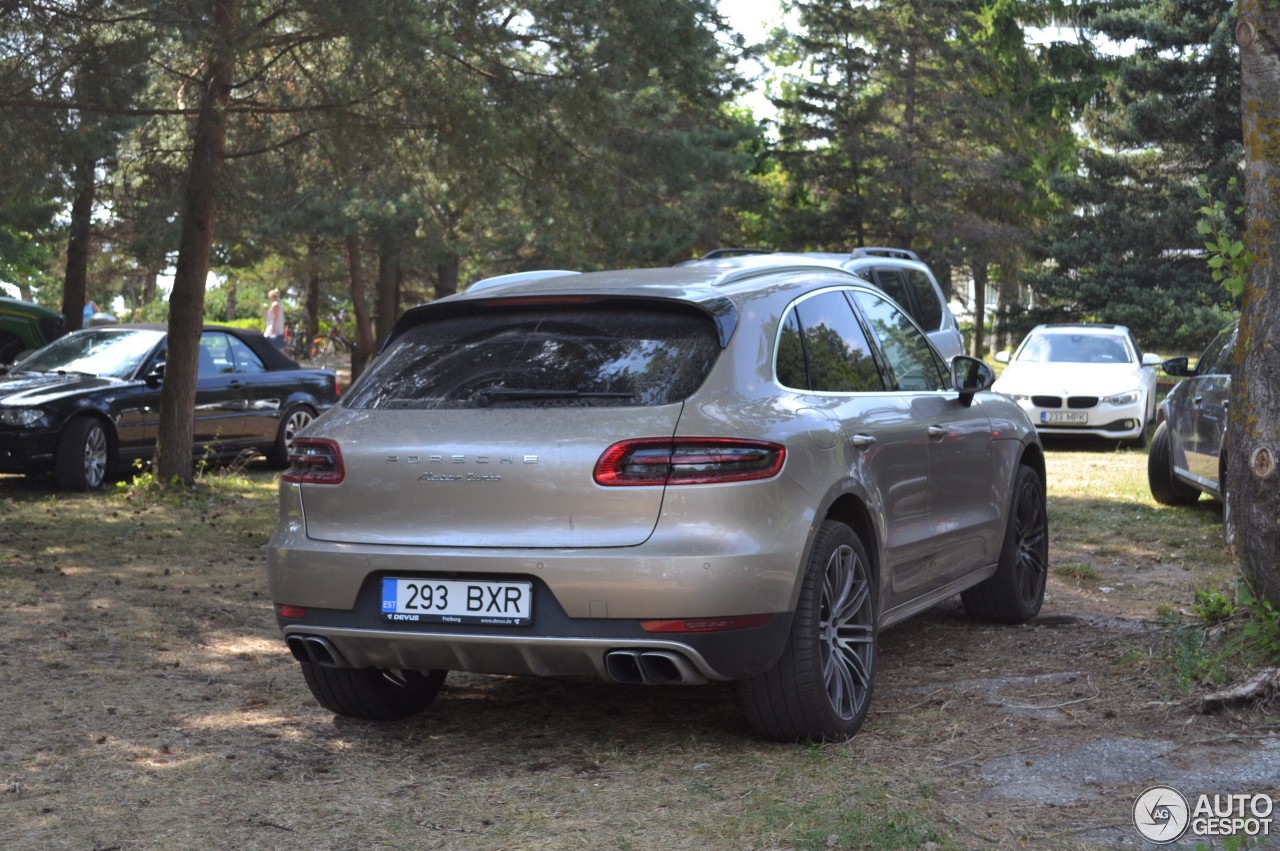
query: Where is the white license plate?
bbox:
[381,578,532,625]
[1042,411,1088,424]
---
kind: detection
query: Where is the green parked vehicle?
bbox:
[0,297,65,364]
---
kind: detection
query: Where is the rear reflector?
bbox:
[640,614,773,632]
[276,604,307,619]
[282,437,345,484]
[594,437,785,486]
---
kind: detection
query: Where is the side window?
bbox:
[1195,328,1236,377]
[228,335,267,374]
[199,332,233,375]
[902,269,943,331]
[776,310,809,390]
[850,290,947,392]
[785,291,884,393]
[870,267,912,317]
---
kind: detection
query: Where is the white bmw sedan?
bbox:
[993,323,1162,447]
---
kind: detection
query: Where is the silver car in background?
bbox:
[268,257,1048,741]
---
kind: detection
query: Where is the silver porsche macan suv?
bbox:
[268,257,1048,741]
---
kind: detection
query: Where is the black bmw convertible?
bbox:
[0,324,340,491]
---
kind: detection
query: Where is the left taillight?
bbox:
[594,437,785,486]
[283,437,345,484]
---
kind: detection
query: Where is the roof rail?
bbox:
[849,247,920,262]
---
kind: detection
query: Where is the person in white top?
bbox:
[265,288,285,348]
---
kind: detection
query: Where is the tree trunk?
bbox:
[154,0,236,488]
[435,255,459,299]
[61,155,95,332]
[995,265,1020,354]
[969,262,987,358]
[375,234,399,345]
[1231,3,1280,606]
[305,236,321,346]
[346,234,375,381]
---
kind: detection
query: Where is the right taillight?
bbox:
[282,437,345,484]
[594,438,785,486]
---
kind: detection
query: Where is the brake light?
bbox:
[282,437,345,484]
[594,438,785,486]
[641,614,773,632]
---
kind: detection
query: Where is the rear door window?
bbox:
[343,305,721,410]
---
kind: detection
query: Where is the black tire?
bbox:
[739,520,877,742]
[1147,421,1200,506]
[298,663,446,721]
[265,404,317,468]
[961,465,1048,624]
[55,417,111,492]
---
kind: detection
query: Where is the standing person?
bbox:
[264,288,285,348]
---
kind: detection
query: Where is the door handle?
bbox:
[927,425,948,440]
[849,434,876,450]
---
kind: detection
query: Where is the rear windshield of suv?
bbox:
[343,305,721,410]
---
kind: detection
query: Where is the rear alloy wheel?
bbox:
[961,465,1048,624]
[55,417,111,492]
[299,663,446,721]
[266,405,316,468]
[1147,421,1200,505]
[740,520,877,742]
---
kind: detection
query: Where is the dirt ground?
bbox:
[1,452,1277,850]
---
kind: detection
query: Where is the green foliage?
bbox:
[1167,580,1280,693]
[1192,587,1236,625]
[1025,0,1243,351]
[1197,176,1252,298]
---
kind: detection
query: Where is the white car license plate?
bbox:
[381,578,532,626]
[1042,411,1088,424]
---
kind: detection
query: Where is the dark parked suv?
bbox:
[1148,321,1237,541]
[268,257,1047,741]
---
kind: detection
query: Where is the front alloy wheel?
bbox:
[56,417,110,492]
[740,520,877,742]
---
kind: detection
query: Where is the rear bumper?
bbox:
[275,572,794,681]
[268,481,807,681]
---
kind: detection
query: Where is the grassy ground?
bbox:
[0,444,1264,850]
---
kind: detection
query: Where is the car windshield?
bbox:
[1015,333,1133,365]
[16,328,165,379]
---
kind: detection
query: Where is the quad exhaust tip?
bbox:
[604,650,707,685]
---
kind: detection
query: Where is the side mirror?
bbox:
[952,355,995,408]
[994,350,1011,364]
[1161,356,1191,378]
[145,361,166,388]
[1141,353,1162,366]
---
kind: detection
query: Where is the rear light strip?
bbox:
[641,614,773,632]
[594,437,785,486]
[282,437,345,484]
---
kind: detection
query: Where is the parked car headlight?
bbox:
[0,406,44,427]
[1102,390,1140,405]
